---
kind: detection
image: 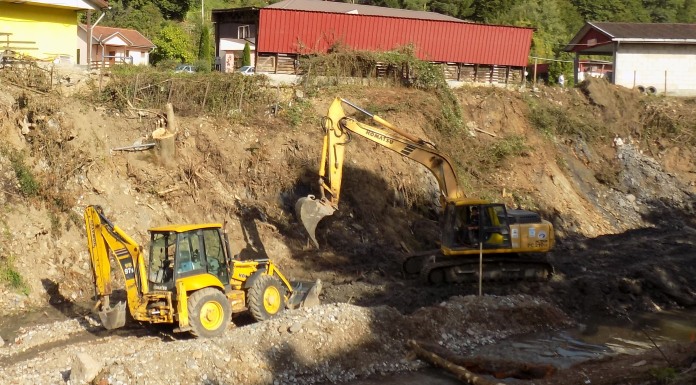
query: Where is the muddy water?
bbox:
[345,308,696,385]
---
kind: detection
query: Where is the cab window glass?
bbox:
[203,229,227,283]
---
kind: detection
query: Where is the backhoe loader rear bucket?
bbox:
[98,301,126,330]
[287,279,323,310]
[295,195,335,248]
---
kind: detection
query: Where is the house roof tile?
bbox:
[81,24,155,48]
[590,22,696,40]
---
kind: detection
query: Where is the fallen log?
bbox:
[407,340,504,385]
[411,340,556,380]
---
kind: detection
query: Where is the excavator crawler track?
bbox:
[404,253,553,285]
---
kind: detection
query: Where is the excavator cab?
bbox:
[442,202,512,250]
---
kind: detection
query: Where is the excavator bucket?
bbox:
[295,195,335,248]
[287,279,323,310]
[98,301,127,330]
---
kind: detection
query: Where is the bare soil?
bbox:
[0,71,694,384]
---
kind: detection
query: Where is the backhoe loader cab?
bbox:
[84,205,321,338]
[147,225,230,292]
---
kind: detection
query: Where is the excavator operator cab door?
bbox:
[444,203,512,250]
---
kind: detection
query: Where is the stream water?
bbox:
[345,308,696,385]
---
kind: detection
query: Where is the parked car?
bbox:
[236,66,255,75]
[174,64,196,74]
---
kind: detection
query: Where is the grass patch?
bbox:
[649,367,678,383]
[9,151,39,197]
[488,135,529,163]
[281,98,314,128]
[0,255,29,295]
[526,97,606,142]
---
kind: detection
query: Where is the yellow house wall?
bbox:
[0,3,78,61]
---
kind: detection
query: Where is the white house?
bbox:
[218,38,255,73]
[565,22,696,96]
[77,24,155,67]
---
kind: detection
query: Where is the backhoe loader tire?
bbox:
[188,288,231,338]
[248,274,286,322]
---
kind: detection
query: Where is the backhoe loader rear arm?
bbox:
[84,205,149,319]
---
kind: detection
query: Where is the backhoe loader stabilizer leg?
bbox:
[295,195,335,248]
[98,300,127,330]
[286,279,322,310]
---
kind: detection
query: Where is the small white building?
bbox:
[218,38,255,73]
[77,24,155,67]
[565,22,696,96]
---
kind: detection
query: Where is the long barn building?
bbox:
[212,0,534,85]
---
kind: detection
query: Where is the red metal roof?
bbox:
[266,0,463,22]
[257,9,533,66]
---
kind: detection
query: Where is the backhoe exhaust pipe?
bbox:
[295,195,335,248]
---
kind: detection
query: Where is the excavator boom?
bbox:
[297,97,463,247]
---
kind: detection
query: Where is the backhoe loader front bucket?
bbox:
[287,279,323,310]
[295,195,335,248]
[98,301,127,330]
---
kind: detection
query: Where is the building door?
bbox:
[108,50,115,66]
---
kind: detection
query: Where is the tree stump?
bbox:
[152,103,178,165]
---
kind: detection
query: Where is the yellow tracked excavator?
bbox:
[84,205,321,338]
[296,98,554,284]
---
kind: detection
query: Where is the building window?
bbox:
[238,25,250,39]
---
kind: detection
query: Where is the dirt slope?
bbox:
[0,73,695,384]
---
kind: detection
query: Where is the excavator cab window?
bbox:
[480,205,512,249]
[445,204,512,250]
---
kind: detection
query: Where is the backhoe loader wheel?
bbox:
[248,274,286,322]
[188,288,231,338]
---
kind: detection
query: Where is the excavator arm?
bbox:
[297,97,465,247]
[84,205,149,329]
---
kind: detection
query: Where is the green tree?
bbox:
[100,1,165,39]
[570,0,649,22]
[197,24,212,71]
[151,24,194,64]
[242,42,251,66]
[676,0,696,22]
[402,0,428,10]
[199,24,212,60]
[429,0,475,18]
[154,0,194,20]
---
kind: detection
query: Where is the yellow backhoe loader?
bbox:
[296,98,554,284]
[84,205,321,338]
